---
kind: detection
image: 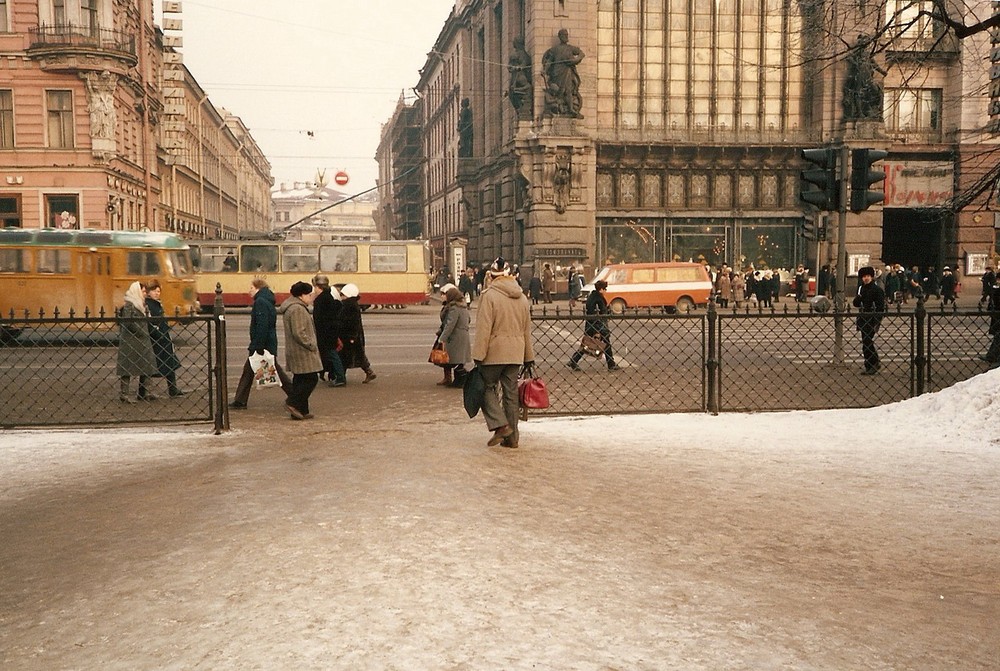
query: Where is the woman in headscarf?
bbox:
[116,281,158,403]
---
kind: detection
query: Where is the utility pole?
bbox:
[833,144,849,364]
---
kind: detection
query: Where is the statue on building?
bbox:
[508,36,533,119]
[82,70,117,140]
[842,33,886,122]
[542,29,584,118]
[553,154,571,214]
[458,97,473,158]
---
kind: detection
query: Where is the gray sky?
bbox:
[158,1,456,193]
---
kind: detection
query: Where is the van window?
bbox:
[657,267,703,282]
[606,269,627,284]
[632,269,655,283]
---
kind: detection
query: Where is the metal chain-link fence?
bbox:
[0,309,227,429]
[527,301,997,416]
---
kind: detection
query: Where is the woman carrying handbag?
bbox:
[434,286,472,386]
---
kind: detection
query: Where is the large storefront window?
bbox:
[736,223,796,270]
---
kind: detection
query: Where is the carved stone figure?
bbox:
[842,34,886,122]
[508,36,533,119]
[542,29,584,118]
[458,97,473,158]
[83,70,117,140]
[553,154,571,214]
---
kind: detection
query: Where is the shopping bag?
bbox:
[518,370,550,410]
[428,339,450,366]
[463,366,485,418]
[249,350,280,389]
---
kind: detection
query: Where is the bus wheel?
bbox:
[609,298,627,315]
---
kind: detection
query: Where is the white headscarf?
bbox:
[124,281,146,312]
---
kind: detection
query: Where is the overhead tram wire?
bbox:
[246,161,426,241]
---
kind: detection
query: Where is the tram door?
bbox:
[78,250,114,313]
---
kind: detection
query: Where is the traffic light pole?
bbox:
[833,144,849,365]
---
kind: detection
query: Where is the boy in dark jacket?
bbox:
[853,266,887,375]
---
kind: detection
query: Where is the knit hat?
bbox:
[858,266,875,278]
[340,283,360,298]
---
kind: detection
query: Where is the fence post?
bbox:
[706,300,718,414]
[914,296,926,396]
[213,282,230,433]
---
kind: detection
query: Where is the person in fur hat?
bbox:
[853,266,887,375]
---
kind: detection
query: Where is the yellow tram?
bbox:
[0,228,197,316]
[189,239,431,308]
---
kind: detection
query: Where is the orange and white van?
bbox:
[583,262,713,314]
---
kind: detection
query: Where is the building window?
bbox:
[46,91,74,149]
[53,0,66,26]
[0,0,9,32]
[887,0,944,45]
[885,88,942,134]
[0,194,21,227]
[81,0,98,33]
[0,90,12,148]
[45,194,79,229]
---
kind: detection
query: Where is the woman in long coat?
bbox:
[337,283,377,383]
[436,286,472,387]
[144,279,184,397]
[117,281,157,403]
[277,281,324,419]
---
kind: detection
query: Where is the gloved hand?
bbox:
[523,361,534,376]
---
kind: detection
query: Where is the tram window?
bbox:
[169,251,193,277]
[319,245,358,272]
[127,251,161,275]
[77,231,113,246]
[281,245,319,272]
[241,246,278,273]
[191,245,234,272]
[370,245,406,272]
[37,249,70,273]
[0,248,28,272]
[36,229,74,244]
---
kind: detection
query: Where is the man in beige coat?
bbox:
[278,281,324,420]
[472,257,534,448]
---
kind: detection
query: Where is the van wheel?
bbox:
[675,296,695,313]
[610,298,627,315]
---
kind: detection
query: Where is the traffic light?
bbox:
[850,148,887,213]
[800,148,839,211]
[802,218,817,240]
[817,215,827,241]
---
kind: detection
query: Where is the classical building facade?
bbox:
[271,180,378,242]
[375,92,424,241]
[385,0,997,285]
[0,0,271,238]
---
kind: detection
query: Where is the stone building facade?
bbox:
[375,92,424,241]
[386,0,997,286]
[0,0,271,238]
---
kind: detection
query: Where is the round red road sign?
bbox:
[334,171,349,186]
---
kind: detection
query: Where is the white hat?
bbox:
[340,283,360,298]
[439,283,457,294]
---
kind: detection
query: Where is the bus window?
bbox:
[606,269,627,284]
[127,251,161,275]
[281,245,319,272]
[0,248,28,272]
[37,249,71,273]
[370,245,406,272]
[319,245,358,272]
[241,246,278,273]
[169,251,193,277]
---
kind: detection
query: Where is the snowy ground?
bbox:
[1,371,998,669]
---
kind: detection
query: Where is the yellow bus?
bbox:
[189,239,431,308]
[0,228,197,316]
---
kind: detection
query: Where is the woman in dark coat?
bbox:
[116,281,158,403]
[311,274,346,387]
[230,278,292,409]
[337,283,377,383]
[144,279,185,397]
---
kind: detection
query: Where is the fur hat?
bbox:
[487,257,511,277]
[858,266,876,278]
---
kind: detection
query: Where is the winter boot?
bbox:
[119,377,136,404]
[437,367,453,386]
[363,369,377,384]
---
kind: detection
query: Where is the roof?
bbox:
[0,228,189,249]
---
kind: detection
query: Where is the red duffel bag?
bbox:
[518,368,550,410]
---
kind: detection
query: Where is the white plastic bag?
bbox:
[249,350,280,389]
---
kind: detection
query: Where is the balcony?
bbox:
[27,24,138,74]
